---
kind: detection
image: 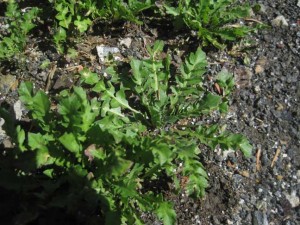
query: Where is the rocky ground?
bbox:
[182,1,300,224]
[0,0,299,225]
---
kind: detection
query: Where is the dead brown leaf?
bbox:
[227,160,235,168]
[255,56,267,74]
[214,83,222,95]
[276,175,283,181]
[239,170,250,178]
[84,144,96,162]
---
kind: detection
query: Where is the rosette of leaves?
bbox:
[0,41,251,224]
[0,0,39,60]
[108,0,154,24]
[52,0,154,52]
[162,0,256,49]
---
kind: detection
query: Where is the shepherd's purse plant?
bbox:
[0,41,251,224]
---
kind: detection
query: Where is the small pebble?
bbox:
[271,15,289,27]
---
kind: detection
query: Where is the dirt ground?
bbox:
[0,1,299,224]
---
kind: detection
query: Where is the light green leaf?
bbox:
[16,126,26,152]
[58,14,72,29]
[185,174,208,197]
[28,132,47,151]
[28,133,53,167]
[217,69,233,84]
[224,134,243,145]
[164,5,180,16]
[54,27,67,43]
[43,169,54,178]
[92,80,106,92]
[152,40,164,55]
[156,202,176,225]
[130,59,143,85]
[239,138,252,158]
[219,102,229,113]
[36,148,52,168]
[80,68,99,85]
[105,84,140,115]
[107,107,125,118]
[18,81,33,105]
[73,86,88,104]
[74,16,92,33]
[59,132,81,155]
[55,4,68,19]
[32,90,50,119]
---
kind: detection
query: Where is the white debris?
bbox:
[298,0,300,8]
[254,85,261,93]
[222,149,235,159]
[227,219,234,225]
[282,153,288,158]
[284,190,300,208]
[119,37,132,48]
[271,15,288,27]
[239,199,245,205]
[13,100,25,120]
[0,117,6,137]
[96,45,120,62]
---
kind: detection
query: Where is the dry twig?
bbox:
[256,148,262,171]
[271,146,281,168]
[45,63,57,93]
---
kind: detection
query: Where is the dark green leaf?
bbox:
[151,142,173,165]
[110,157,133,177]
[200,93,221,112]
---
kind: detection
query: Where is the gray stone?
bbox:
[253,211,268,225]
[119,37,132,48]
[271,16,288,27]
[256,200,268,211]
[257,4,267,14]
[0,74,16,96]
[222,149,235,160]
